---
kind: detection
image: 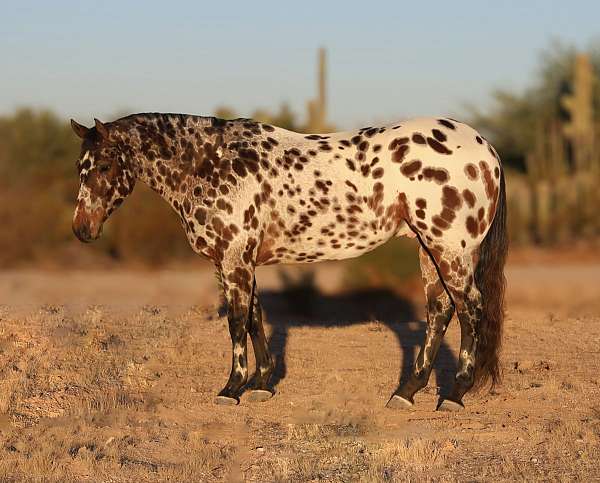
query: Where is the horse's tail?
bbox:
[473,169,508,390]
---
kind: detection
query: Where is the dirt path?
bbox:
[0,261,598,481]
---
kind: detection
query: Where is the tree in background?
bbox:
[0,109,190,267]
[0,108,78,184]
[471,41,600,244]
[4,41,599,267]
[469,40,600,173]
[0,109,78,265]
[214,102,301,132]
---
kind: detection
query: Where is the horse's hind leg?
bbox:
[387,246,455,409]
[246,277,275,402]
[437,260,482,411]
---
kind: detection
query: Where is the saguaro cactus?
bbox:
[306,48,329,133]
[526,118,566,181]
[561,54,595,172]
[517,52,600,244]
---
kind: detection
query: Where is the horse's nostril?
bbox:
[73,222,92,242]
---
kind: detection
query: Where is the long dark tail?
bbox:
[473,170,508,389]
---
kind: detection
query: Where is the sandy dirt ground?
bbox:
[0,254,599,482]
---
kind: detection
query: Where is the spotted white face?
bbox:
[71,119,135,242]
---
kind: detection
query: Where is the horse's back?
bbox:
[250,117,502,265]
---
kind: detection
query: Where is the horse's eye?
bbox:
[98,164,111,173]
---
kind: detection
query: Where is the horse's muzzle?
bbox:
[72,209,103,243]
[72,221,94,243]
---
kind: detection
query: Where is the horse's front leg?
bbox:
[245,277,275,402]
[214,256,255,405]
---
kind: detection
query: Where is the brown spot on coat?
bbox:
[438,119,456,130]
[442,186,462,211]
[432,216,449,229]
[466,216,478,238]
[462,189,476,208]
[345,180,358,192]
[427,137,452,155]
[422,167,449,184]
[194,207,207,224]
[389,137,409,150]
[411,133,426,144]
[400,159,422,177]
[392,145,410,163]
[479,160,497,201]
[432,129,447,142]
[372,167,384,178]
[464,163,478,180]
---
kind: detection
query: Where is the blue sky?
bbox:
[1,1,599,129]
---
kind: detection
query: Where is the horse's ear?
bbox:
[94,118,109,140]
[70,119,89,139]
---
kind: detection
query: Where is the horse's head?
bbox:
[71,118,136,242]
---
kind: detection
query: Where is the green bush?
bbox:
[342,238,421,289]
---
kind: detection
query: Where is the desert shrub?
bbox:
[0,109,195,267]
[0,183,71,266]
[343,238,421,289]
[105,183,193,265]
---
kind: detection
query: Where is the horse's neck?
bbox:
[132,151,185,216]
[123,114,222,223]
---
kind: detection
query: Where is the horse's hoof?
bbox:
[215,395,239,406]
[245,389,274,402]
[386,395,414,410]
[437,399,464,412]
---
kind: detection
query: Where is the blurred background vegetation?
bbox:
[1,43,599,283]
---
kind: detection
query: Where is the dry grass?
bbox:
[257,429,448,482]
[0,260,599,481]
[362,438,448,482]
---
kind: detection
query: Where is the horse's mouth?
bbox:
[72,220,103,243]
[73,204,105,243]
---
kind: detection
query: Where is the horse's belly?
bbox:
[259,210,400,265]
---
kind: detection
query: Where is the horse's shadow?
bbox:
[240,275,458,396]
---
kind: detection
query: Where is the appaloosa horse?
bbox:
[70,113,507,411]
